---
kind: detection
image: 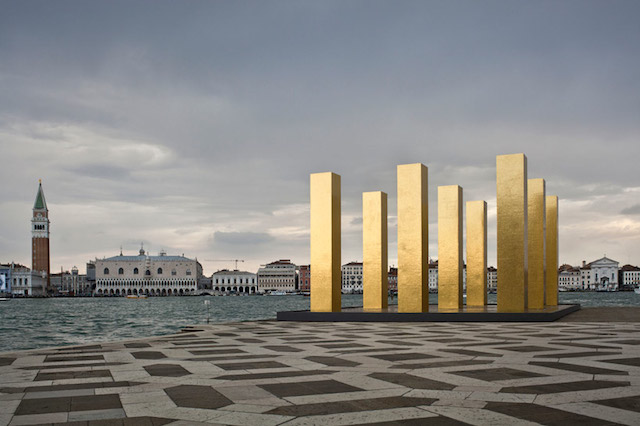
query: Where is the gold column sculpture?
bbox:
[363,191,388,310]
[310,172,341,312]
[466,200,487,307]
[397,163,429,312]
[545,195,559,306]
[438,185,463,310]
[527,179,546,310]
[496,153,528,312]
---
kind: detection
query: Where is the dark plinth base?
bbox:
[277,304,580,322]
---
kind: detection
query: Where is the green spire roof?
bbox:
[34,181,47,210]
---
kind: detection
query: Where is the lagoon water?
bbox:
[1,292,638,353]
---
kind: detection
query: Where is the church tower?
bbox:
[32,180,50,290]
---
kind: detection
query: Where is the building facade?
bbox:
[341,262,363,293]
[298,265,310,292]
[388,267,397,292]
[0,264,10,295]
[487,266,498,292]
[582,257,619,291]
[558,264,581,291]
[212,270,257,294]
[619,264,640,289]
[32,181,50,291]
[95,247,202,296]
[257,259,297,293]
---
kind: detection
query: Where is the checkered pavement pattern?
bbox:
[1,320,639,425]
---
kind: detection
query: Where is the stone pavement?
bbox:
[1,315,640,425]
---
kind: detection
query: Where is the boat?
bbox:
[268,290,287,296]
[635,288,640,295]
[0,297,10,302]
[126,295,148,299]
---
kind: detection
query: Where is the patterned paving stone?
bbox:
[370,352,437,362]
[267,396,437,416]
[485,401,619,425]
[390,359,493,369]
[263,345,304,353]
[15,394,121,415]
[165,384,232,409]
[34,369,112,381]
[143,363,190,377]
[215,360,288,371]
[305,356,361,367]
[131,351,166,360]
[500,379,630,394]
[534,350,621,358]
[45,354,105,363]
[439,348,502,357]
[0,357,16,366]
[593,395,640,413]
[187,348,246,355]
[124,342,152,348]
[216,369,335,381]
[600,357,640,367]
[370,372,456,390]
[259,379,361,397]
[529,361,628,375]
[450,367,547,382]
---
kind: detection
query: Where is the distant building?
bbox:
[32,181,51,291]
[581,257,619,291]
[558,264,581,291]
[620,264,640,289]
[341,262,363,293]
[428,260,438,292]
[212,269,257,294]
[95,247,202,296]
[298,265,310,291]
[0,264,10,295]
[388,267,397,292]
[51,266,90,296]
[487,266,497,292]
[257,259,297,293]
[2,263,45,297]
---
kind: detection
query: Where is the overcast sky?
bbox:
[1,1,639,275]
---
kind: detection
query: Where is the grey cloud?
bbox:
[621,204,640,216]
[214,232,274,246]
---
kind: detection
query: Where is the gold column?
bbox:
[527,179,546,310]
[496,153,528,312]
[310,172,341,312]
[438,185,463,310]
[545,195,559,306]
[397,163,428,312]
[466,200,487,307]
[363,191,388,310]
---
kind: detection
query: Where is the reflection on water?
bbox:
[0,292,637,352]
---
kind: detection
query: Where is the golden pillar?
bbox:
[363,191,388,310]
[310,172,341,312]
[466,200,487,307]
[438,185,463,310]
[397,163,429,312]
[545,195,559,306]
[527,179,546,310]
[496,153,528,312]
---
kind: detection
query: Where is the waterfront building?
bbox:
[0,264,10,295]
[32,181,50,292]
[212,269,257,294]
[341,262,363,293]
[257,259,297,293]
[95,247,202,296]
[428,260,438,292]
[298,265,310,291]
[388,267,397,292]
[487,266,498,292]
[580,257,619,291]
[620,264,640,289]
[50,266,91,296]
[558,264,581,291]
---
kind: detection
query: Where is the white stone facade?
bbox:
[582,257,619,291]
[341,262,363,293]
[213,270,257,294]
[95,249,202,296]
[257,260,297,293]
[558,265,581,291]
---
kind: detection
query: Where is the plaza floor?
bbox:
[1,308,639,425]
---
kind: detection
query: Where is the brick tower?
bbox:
[32,180,50,291]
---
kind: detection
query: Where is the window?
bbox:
[104,268,109,275]
[145,270,151,276]
[133,268,139,275]
[186,269,191,276]
[171,269,176,276]
[118,268,124,275]
[157,268,163,274]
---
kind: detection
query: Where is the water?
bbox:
[0,292,638,353]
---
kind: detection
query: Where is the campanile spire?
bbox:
[32,180,50,291]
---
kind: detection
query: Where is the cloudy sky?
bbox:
[1,1,639,275]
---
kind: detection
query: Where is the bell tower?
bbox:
[32,180,50,290]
